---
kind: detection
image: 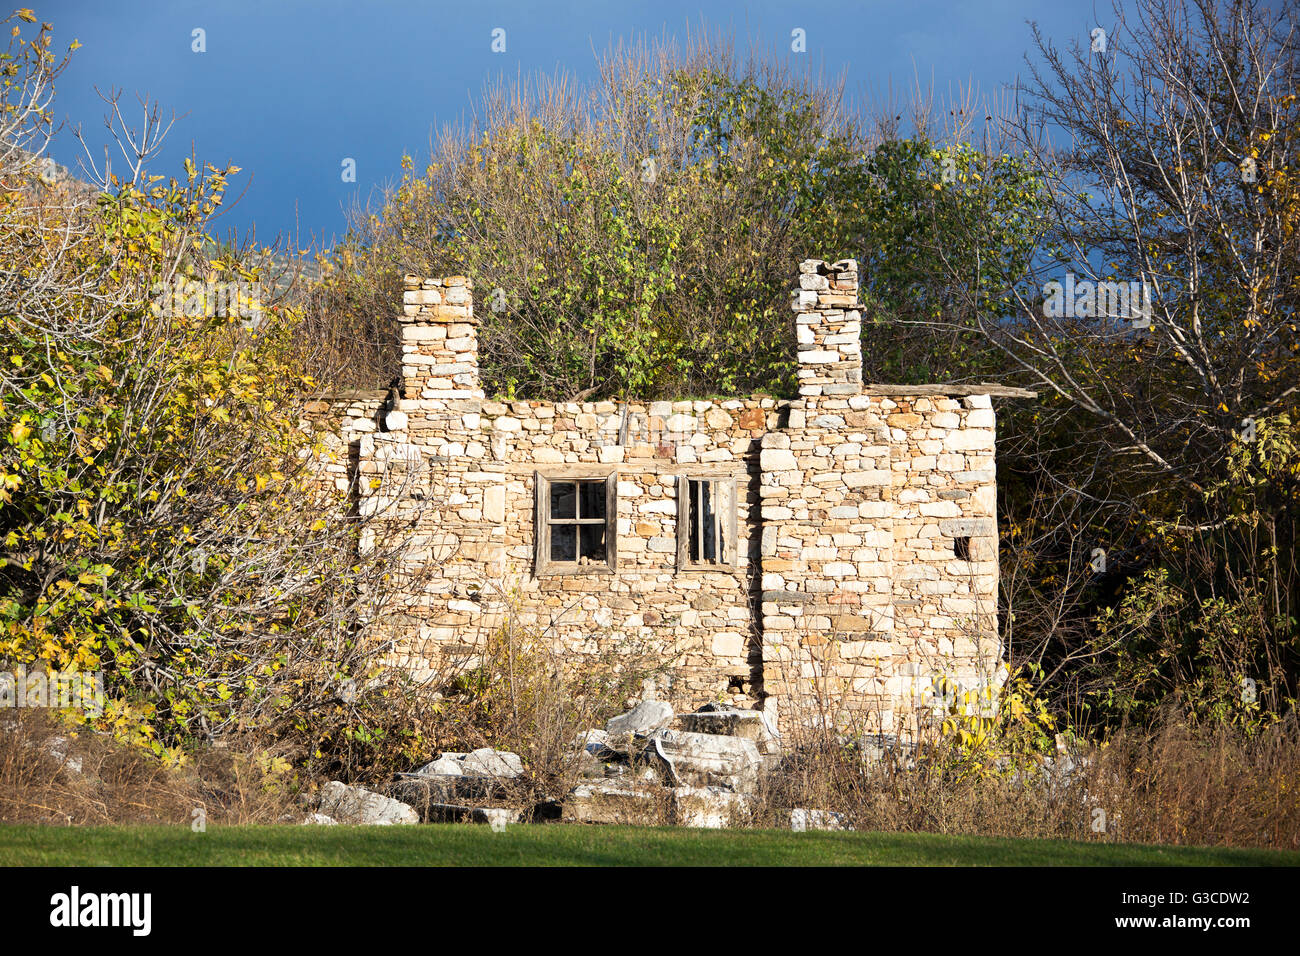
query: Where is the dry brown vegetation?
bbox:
[411,602,674,813]
[749,709,1300,850]
[0,710,299,826]
[5,630,1298,850]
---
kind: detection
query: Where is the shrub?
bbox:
[425,595,672,809]
[0,16,438,774]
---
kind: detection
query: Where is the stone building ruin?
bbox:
[311,258,1034,736]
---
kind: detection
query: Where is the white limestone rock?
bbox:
[606,700,674,737]
[317,781,419,825]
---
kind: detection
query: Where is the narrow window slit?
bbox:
[679,476,735,569]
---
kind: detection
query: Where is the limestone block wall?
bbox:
[794,258,863,396]
[885,389,1002,734]
[757,390,1003,736]
[368,392,780,706]
[301,390,389,498]
[400,275,481,401]
[758,393,896,730]
[489,399,770,706]
[318,258,1027,736]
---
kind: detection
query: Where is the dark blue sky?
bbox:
[41,0,1102,249]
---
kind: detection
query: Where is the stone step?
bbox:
[672,786,752,828]
[678,707,776,742]
[423,803,521,827]
[560,781,752,828]
[677,705,782,762]
[390,773,511,809]
[644,729,762,792]
[561,781,669,825]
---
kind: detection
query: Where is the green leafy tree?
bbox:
[337,45,1047,401]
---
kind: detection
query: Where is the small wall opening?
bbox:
[953,536,972,560]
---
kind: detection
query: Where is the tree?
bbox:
[333,39,1046,401]
[952,0,1300,722]
[0,16,435,769]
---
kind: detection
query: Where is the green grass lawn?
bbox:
[1,824,1296,866]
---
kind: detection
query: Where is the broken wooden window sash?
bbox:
[534,472,618,575]
[676,475,738,570]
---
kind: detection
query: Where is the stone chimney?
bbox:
[792,258,862,396]
[399,275,482,400]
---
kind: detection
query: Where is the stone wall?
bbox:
[399,275,482,401]
[363,389,780,707]
[793,258,863,396]
[758,390,1003,736]
[319,260,1030,737]
[301,389,389,497]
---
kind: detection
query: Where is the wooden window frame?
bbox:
[534,472,618,576]
[676,474,739,571]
